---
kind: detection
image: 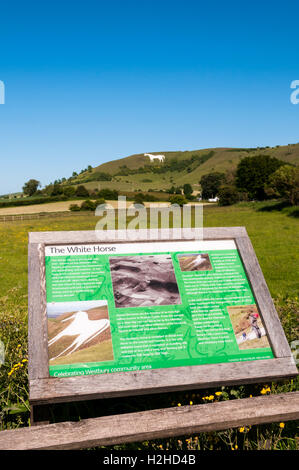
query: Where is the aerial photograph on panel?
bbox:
[109,254,181,308]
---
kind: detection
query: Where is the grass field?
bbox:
[0,201,298,449]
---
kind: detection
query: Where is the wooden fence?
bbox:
[0,211,92,223]
[0,392,298,450]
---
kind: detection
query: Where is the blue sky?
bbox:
[0,0,299,194]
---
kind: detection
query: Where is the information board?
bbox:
[45,239,274,378]
[27,228,297,407]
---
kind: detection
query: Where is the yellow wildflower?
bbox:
[279,422,285,429]
[177,403,181,407]
[261,386,271,395]
[215,391,222,396]
[189,401,193,405]
[239,427,245,433]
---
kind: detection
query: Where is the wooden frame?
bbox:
[28,227,298,411]
[1,391,299,449]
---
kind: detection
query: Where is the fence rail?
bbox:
[0,211,92,222]
[0,392,298,450]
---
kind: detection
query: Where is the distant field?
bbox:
[0,199,179,216]
[0,200,86,215]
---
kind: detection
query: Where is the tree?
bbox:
[183,183,193,199]
[169,194,187,206]
[75,185,90,198]
[200,172,225,199]
[236,155,285,200]
[50,184,63,196]
[63,186,76,198]
[80,199,96,211]
[267,165,299,205]
[168,186,176,194]
[95,198,106,207]
[97,188,119,200]
[22,179,40,197]
[218,185,239,206]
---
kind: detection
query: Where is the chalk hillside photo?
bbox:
[47,301,114,365]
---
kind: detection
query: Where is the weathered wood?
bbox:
[28,243,49,382]
[235,235,291,358]
[1,392,298,450]
[29,357,297,405]
[28,227,247,244]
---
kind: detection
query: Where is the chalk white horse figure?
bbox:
[49,311,110,360]
[188,254,209,270]
[144,153,165,163]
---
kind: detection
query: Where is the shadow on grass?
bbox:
[257,201,292,212]
[288,208,299,218]
[257,200,299,218]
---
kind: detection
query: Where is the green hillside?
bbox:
[70,143,299,193]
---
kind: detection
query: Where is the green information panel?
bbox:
[45,240,274,378]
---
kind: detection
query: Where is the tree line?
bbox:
[199,155,299,206]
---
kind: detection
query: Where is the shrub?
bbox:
[75,185,90,198]
[80,199,96,211]
[97,188,119,200]
[0,195,66,208]
[69,203,81,211]
[133,193,158,204]
[50,184,63,196]
[94,198,106,207]
[63,186,76,198]
[183,183,193,198]
[169,194,187,206]
[218,186,239,206]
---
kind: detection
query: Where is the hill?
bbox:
[69,143,299,193]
